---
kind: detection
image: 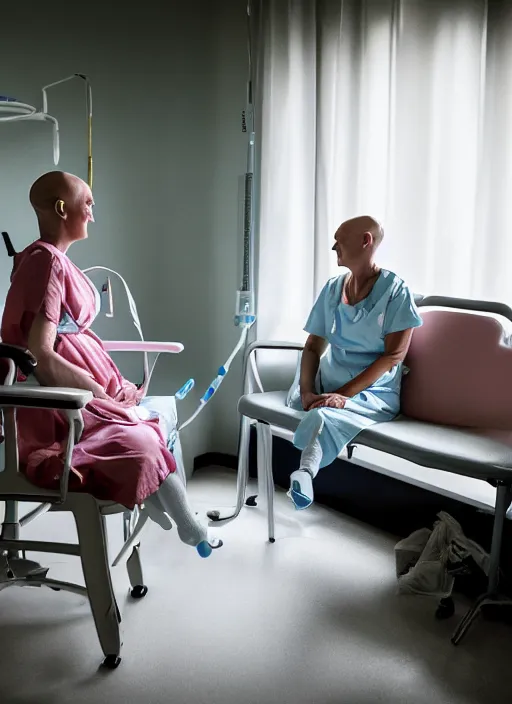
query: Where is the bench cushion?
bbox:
[238,391,512,482]
[402,309,512,429]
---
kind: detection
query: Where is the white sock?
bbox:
[289,415,324,507]
[300,436,323,478]
[288,437,322,506]
[146,473,208,547]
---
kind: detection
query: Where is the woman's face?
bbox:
[332,223,372,269]
[67,185,94,242]
[332,225,358,268]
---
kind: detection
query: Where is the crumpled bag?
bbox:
[395,511,490,598]
[395,527,432,579]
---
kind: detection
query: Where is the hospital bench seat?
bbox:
[228,295,512,646]
[240,391,512,482]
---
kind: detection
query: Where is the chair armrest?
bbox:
[0,386,92,503]
[245,340,304,356]
[102,341,183,398]
[0,385,93,410]
[0,343,37,377]
[102,340,184,354]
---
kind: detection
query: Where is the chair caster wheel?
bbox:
[130,585,148,599]
[269,538,276,544]
[245,495,257,507]
[207,510,220,521]
[50,587,61,591]
[102,654,121,669]
[435,597,455,620]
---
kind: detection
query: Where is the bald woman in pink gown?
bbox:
[1,172,219,558]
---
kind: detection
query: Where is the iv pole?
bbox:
[207,0,258,526]
[175,0,257,434]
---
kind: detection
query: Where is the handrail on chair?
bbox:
[1,344,93,505]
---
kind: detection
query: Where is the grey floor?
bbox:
[0,466,510,704]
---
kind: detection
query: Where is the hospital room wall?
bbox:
[0,0,249,472]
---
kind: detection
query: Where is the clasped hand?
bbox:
[301,391,348,411]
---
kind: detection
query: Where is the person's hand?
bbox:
[114,386,139,407]
[300,391,320,411]
[308,393,347,410]
[301,391,324,411]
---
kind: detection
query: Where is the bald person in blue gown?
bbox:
[286,216,423,509]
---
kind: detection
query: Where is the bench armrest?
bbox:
[0,385,93,410]
[243,340,304,394]
[245,340,304,356]
[102,341,184,354]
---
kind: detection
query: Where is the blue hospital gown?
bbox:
[287,269,423,467]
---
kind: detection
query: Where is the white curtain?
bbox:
[255,0,512,342]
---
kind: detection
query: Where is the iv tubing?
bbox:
[178,325,251,432]
[83,266,151,389]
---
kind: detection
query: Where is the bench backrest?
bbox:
[402,301,512,429]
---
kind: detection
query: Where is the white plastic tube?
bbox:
[0,99,60,164]
[0,101,37,121]
[178,324,252,432]
[83,266,150,389]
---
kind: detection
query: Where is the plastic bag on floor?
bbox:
[395,527,432,578]
[395,511,490,598]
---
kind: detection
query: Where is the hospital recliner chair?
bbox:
[222,295,512,645]
[0,339,182,669]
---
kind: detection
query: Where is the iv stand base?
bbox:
[207,417,252,527]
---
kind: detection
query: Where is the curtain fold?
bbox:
[256,0,512,342]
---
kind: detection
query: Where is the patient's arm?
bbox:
[335,328,413,398]
[300,334,328,408]
[28,314,109,399]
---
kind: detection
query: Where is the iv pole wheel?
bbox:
[102,654,122,670]
[435,597,455,620]
[130,585,148,599]
[245,495,257,507]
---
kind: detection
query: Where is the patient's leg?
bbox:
[144,490,173,530]
[288,392,397,510]
[288,412,324,510]
[145,473,222,558]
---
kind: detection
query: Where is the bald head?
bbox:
[30,171,94,249]
[332,215,384,270]
[341,215,384,247]
[30,171,85,215]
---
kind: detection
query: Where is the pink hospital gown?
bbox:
[1,240,176,508]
